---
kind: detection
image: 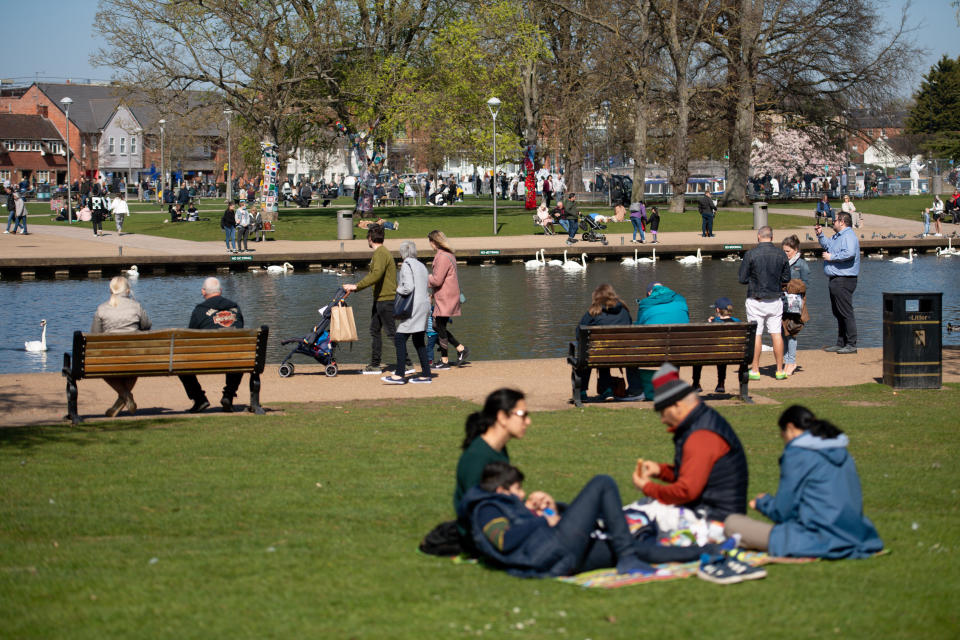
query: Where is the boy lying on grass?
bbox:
[459,462,727,578]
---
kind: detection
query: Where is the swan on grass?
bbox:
[525,249,545,268]
[25,319,47,352]
[677,247,702,264]
[621,249,638,266]
[636,248,657,264]
[562,252,587,271]
[266,262,294,273]
[124,265,139,278]
[889,248,913,264]
[547,251,564,267]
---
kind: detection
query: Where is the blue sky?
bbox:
[2,0,957,94]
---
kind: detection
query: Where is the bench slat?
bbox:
[84,360,256,375]
[85,350,258,366]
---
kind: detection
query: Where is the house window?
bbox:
[17,140,29,151]
[32,141,41,151]
[109,137,115,153]
[36,170,49,183]
[120,137,126,154]
[130,137,137,154]
[0,170,10,182]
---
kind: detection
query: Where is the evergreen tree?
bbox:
[906,55,960,160]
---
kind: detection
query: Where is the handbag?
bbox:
[393,262,414,319]
[330,302,358,343]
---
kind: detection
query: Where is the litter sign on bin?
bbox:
[882,292,942,389]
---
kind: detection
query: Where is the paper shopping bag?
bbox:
[330,303,358,343]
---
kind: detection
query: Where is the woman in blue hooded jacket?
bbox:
[724,405,883,558]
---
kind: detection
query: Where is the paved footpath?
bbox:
[1,207,935,264]
[1,347,957,427]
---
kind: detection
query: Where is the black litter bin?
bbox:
[882,292,942,389]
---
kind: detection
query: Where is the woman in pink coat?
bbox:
[428,230,469,368]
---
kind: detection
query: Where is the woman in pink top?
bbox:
[428,230,469,369]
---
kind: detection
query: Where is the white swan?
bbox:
[266,262,294,273]
[562,252,587,271]
[525,249,545,268]
[636,248,657,264]
[677,247,702,264]
[720,254,740,262]
[939,237,960,256]
[621,249,638,266]
[25,319,47,352]
[124,265,139,278]
[547,251,564,267]
[936,247,953,257]
[889,248,914,264]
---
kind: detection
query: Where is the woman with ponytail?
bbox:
[454,389,528,512]
[724,405,883,558]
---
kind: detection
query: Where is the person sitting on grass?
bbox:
[356,218,399,231]
[723,405,883,558]
[459,462,655,577]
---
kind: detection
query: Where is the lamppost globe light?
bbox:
[60,97,73,223]
[486,97,500,234]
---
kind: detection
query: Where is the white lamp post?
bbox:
[487,97,501,235]
[60,97,73,223]
[224,108,233,203]
[158,119,166,197]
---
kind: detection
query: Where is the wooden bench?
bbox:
[567,322,757,407]
[62,326,270,424]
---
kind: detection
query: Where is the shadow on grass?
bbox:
[0,418,158,450]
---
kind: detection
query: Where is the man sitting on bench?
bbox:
[815,195,834,225]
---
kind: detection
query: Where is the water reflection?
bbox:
[2,256,958,374]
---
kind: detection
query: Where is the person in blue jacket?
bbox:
[629,282,690,398]
[578,284,632,400]
[724,405,883,558]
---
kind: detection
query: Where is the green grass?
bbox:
[769,194,935,222]
[1,384,958,638]
[22,198,813,242]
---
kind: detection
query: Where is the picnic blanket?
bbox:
[558,551,778,589]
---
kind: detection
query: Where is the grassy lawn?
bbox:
[22,198,813,242]
[1,384,957,638]
[768,194,936,223]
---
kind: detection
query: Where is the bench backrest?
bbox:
[69,326,269,379]
[574,322,757,367]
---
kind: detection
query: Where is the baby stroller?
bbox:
[277,287,350,377]
[579,214,608,244]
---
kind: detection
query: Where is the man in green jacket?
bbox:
[343,225,399,374]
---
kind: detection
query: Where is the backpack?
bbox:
[418,520,466,556]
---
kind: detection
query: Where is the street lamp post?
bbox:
[158,119,166,197]
[224,109,233,203]
[129,126,141,199]
[487,97,501,235]
[602,100,611,207]
[60,97,73,223]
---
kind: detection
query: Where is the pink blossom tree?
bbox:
[750,129,845,177]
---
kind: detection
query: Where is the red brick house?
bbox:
[0,114,69,187]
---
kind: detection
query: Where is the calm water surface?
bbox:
[3,256,959,374]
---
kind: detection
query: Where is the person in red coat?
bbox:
[427,230,469,369]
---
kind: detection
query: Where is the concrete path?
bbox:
[1,347,957,428]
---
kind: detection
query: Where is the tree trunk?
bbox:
[724,74,755,206]
[630,94,648,202]
[521,59,540,152]
[668,80,690,213]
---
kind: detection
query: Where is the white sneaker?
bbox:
[3,230,8,234]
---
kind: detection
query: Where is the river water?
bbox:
[3,255,959,375]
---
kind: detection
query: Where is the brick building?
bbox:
[0,114,68,187]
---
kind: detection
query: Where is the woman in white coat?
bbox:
[383,240,433,384]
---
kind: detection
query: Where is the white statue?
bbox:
[909,157,925,196]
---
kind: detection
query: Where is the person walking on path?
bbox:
[343,225,401,375]
[428,229,469,368]
[738,225,791,380]
[221,203,238,253]
[110,192,130,236]
[816,212,860,354]
[91,194,109,237]
[561,192,581,245]
[178,277,246,413]
[4,187,16,234]
[698,193,717,237]
[11,191,28,235]
[382,240,432,385]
